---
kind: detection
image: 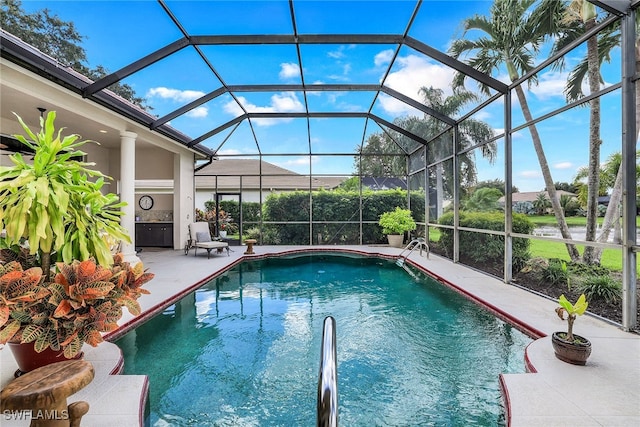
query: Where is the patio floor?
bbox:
[1,245,638,426]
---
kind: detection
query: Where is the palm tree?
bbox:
[574,151,640,244]
[417,86,496,218]
[449,0,581,262]
[357,87,495,219]
[533,192,552,215]
[555,13,638,263]
[553,1,610,263]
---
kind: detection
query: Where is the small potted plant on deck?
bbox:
[552,294,592,365]
[378,207,416,248]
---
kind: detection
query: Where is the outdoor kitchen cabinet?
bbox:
[135,222,173,247]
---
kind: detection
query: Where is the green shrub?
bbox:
[542,258,569,286]
[378,207,416,234]
[578,276,622,304]
[262,189,425,245]
[243,227,261,240]
[437,211,534,270]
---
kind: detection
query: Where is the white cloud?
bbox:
[146,87,205,103]
[223,92,305,126]
[554,162,573,169]
[279,63,300,80]
[374,49,394,67]
[520,170,541,178]
[327,45,355,59]
[528,71,569,100]
[186,106,208,118]
[379,54,455,115]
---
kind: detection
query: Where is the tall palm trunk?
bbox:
[593,37,640,261]
[583,18,602,264]
[514,85,581,261]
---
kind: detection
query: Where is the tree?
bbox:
[418,87,497,218]
[449,0,581,262]
[475,179,519,195]
[356,87,496,219]
[533,193,551,215]
[553,0,609,264]
[355,132,406,176]
[555,181,578,193]
[463,187,503,212]
[0,0,148,109]
[574,151,640,242]
[554,8,638,263]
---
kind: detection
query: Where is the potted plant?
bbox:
[0,111,149,373]
[0,254,152,374]
[0,111,131,280]
[218,209,232,238]
[552,294,592,365]
[378,207,416,248]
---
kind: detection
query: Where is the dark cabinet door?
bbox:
[136,223,172,247]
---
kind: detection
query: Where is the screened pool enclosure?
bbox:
[0,0,636,329]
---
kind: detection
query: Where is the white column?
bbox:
[174,151,195,250]
[120,131,140,264]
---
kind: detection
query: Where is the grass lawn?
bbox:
[527,215,640,227]
[428,227,637,273]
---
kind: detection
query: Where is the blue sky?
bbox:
[22,0,624,192]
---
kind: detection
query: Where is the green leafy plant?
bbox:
[578,276,622,304]
[378,207,416,235]
[543,259,569,287]
[0,254,153,358]
[0,111,130,279]
[555,294,588,343]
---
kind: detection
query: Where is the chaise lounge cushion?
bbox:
[196,231,211,242]
[189,222,229,258]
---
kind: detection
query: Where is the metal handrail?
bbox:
[317,316,338,427]
[396,237,430,267]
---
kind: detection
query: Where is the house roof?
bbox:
[361,177,407,190]
[195,159,345,190]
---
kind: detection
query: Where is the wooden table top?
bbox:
[0,360,94,410]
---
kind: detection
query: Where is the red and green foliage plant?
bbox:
[0,254,152,358]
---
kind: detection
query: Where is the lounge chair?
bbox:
[188,222,229,259]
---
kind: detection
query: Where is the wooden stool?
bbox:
[1,360,94,427]
[244,239,257,255]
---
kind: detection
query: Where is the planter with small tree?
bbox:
[552,294,592,365]
[378,207,416,248]
[0,111,152,374]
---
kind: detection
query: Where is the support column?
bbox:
[120,131,140,264]
[174,151,195,251]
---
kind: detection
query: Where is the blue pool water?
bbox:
[116,254,531,426]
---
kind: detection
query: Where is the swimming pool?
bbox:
[116,253,531,426]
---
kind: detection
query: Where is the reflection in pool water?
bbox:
[116,254,531,426]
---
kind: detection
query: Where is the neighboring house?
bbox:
[498,190,577,205]
[360,177,407,191]
[194,159,346,208]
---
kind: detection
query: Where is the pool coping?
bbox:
[1,245,638,426]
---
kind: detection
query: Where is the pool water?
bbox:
[116,254,531,426]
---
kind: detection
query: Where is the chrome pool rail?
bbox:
[396,237,430,268]
[317,316,338,427]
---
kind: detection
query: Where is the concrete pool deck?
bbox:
[1,245,638,426]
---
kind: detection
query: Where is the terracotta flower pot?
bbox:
[8,342,83,377]
[551,332,592,365]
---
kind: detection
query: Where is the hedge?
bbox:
[437,211,534,270]
[262,189,425,245]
